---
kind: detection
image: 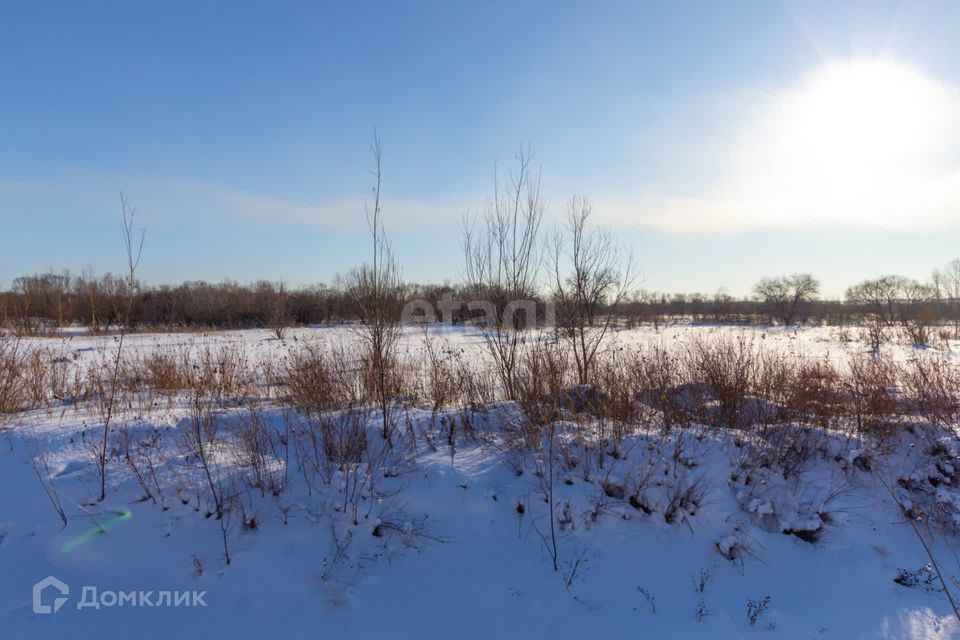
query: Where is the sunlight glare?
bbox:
[735,58,960,228]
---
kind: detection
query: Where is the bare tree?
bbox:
[753,274,819,326]
[11,276,34,335]
[551,195,636,386]
[462,146,545,399]
[258,280,290,340]
[933,259,960,338]
[350,132,403,442]
[846,275,936,347]
[92,192,145,501]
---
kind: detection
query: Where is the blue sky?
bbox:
[2,1,959,297]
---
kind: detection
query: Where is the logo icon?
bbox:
[33,576,69,614]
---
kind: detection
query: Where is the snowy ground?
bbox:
[2,324,960,639]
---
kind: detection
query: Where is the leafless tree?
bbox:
[846,276,897,350]
[846,275,910,326]
[551,195,636,386]
[260,281,290,340]
[9,271,72,333]
[899,278,938,345]
[753,274,819,326]
[933,259,960,338]
[11,276,34,335]
[92,192,145,501]
[846,275,936,347]
[350,132,403,442]
[462,146,545,399]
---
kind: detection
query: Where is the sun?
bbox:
[780,60,947,173]
[733,58,960,228]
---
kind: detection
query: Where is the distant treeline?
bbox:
[2,266,960,336]
[0,272,462,332]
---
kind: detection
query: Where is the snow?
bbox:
[1,324,959,639]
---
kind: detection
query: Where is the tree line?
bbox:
[4,263,960,337]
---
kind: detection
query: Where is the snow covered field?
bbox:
[2,324,960,639]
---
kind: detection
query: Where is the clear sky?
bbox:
[2,1,959,297]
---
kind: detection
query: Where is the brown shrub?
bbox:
[633,343,692,432]
[842,352,902,438]
[0,337,26,415]
[128,346,193,391]
[685,333,759,429]
[901,352,960,432]
[285,343,336,413]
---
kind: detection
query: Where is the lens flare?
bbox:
[60,510,133,554]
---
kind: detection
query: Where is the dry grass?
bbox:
[0,336,26,416]
[686,334,759,429]
[0,339,80,417]
[5,328,959,459]
[843,352,902,438]
[901,351,960,432]
[128,347,193,391]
